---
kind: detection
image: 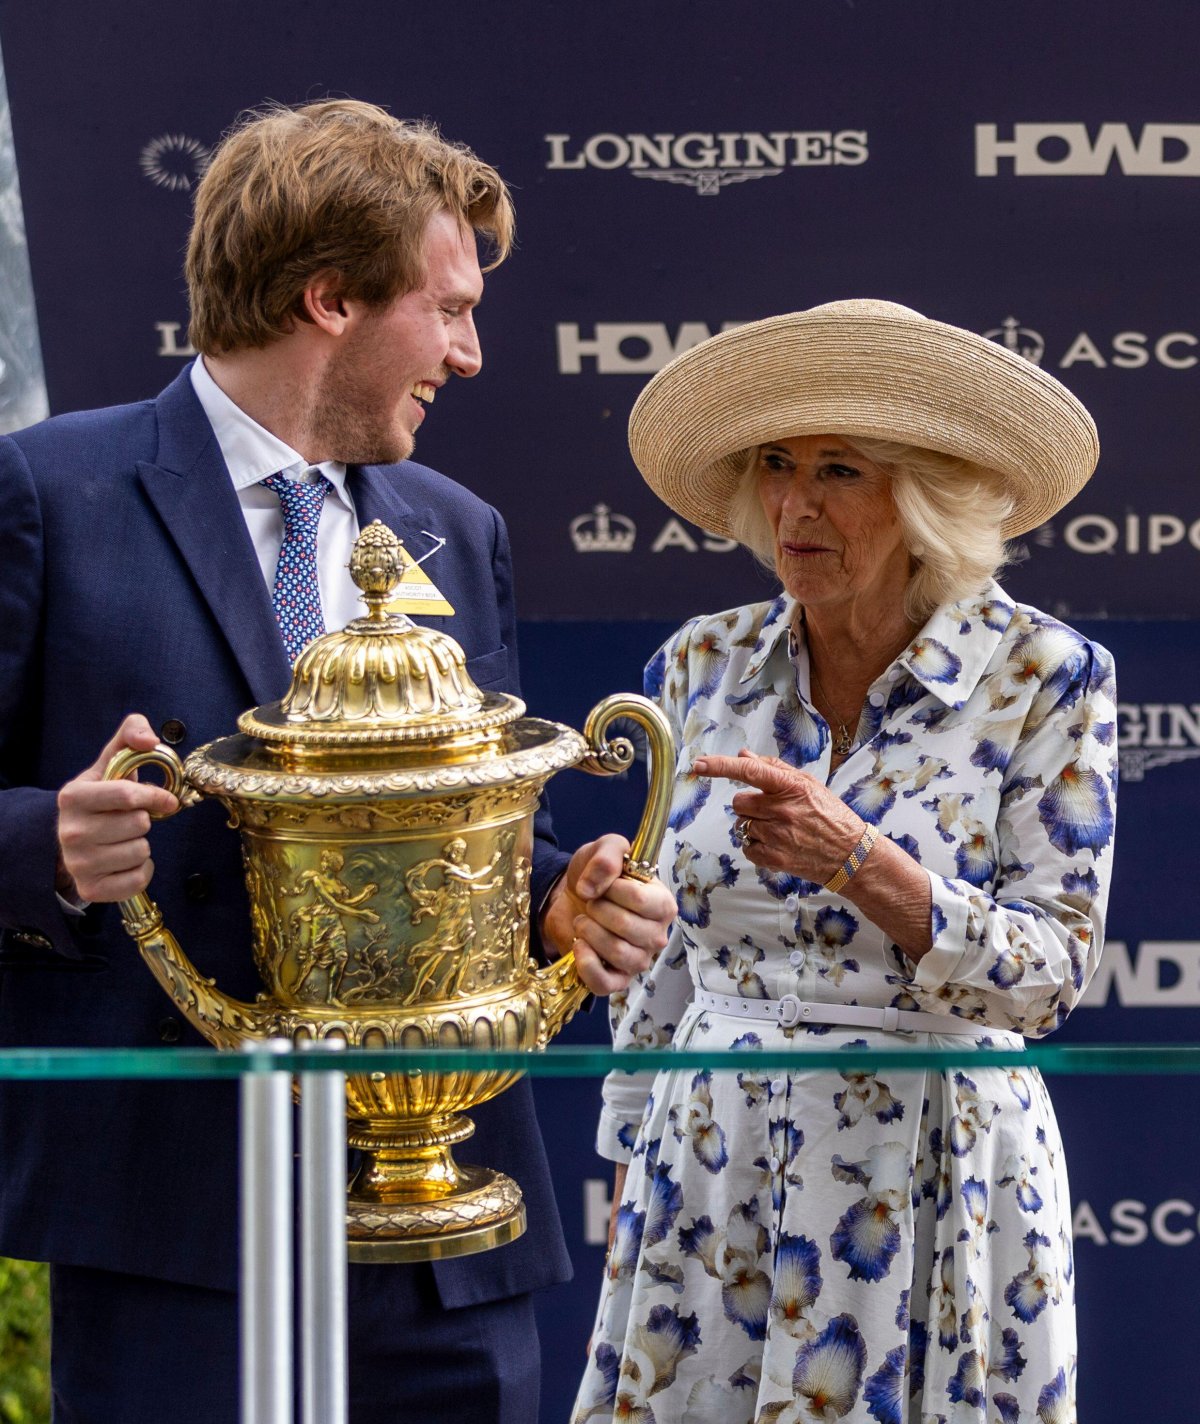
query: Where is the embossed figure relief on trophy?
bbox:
[102,522,673,1261]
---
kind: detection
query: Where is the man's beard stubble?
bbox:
[308,349,415,467]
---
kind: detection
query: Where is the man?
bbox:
[0,100,674,1423]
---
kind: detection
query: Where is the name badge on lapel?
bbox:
[383,531,455,617]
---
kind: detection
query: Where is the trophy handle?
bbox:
[533,694,676,1044]
[102,745,268,1048]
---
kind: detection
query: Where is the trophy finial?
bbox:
[349,520,405,618]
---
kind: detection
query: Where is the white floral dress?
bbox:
[571,582,1116,1424]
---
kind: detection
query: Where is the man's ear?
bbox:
[299,270,350,336]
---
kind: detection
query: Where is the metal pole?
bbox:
[299,1038,349,1424]
[240,1039,294,1424]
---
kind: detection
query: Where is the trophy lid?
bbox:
[238,521,523,748]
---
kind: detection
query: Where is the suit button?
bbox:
[158,1017,182,1044]
[184,873,210,903]
[160,718,187,745]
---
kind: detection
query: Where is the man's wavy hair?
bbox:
[726,436,1014,620]
[186,100,514,355]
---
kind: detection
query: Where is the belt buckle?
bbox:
[778,994,802,1029]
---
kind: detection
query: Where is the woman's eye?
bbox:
[760,453,792,473]
[824,463,861,479]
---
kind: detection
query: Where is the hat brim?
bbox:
[627,306,1099,540]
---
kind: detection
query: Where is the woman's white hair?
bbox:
[725,435,1014,621]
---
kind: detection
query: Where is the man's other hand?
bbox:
[56,715,180,903]
[541,834,675,995]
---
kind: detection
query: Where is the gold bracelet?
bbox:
[824,824,879,894]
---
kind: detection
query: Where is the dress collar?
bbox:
[736,581,1017,710]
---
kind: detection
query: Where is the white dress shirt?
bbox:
[190,357,363,632]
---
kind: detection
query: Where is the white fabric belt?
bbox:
[695,987,996,1038]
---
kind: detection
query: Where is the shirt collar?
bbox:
[895,581,1017,708]
[189,356,350,501]
[739,594,798,684]
[737,582,1016,709]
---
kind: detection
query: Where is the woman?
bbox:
[571,300,1115,1423]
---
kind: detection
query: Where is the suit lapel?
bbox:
[347,463,421,545]
[346,463,455,619]
[136,368,291,706]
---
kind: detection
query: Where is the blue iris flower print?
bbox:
[946,1326,1027,1407]
[958,1176,995,1250]
[1005,1229,1058,1322]
[933,1248,958,1350]
[948,1073,999,1156]
[922,1127,950,1218]
[863,1344,905,1424]
[830,1196,901,1284]
[607,1201,645,1284]
[844,733,914,822]
[773,684,827,767]
[1061,865,1099,906]
[643,1160,684,1248]
[576,1341,620,1421]
[833,1066,903,1130]
[994,1396,1021,1424]
[1005,1069,1033,1109]
[679,1202,771,1342]
[643,645,668,703]
[907,636,963,685]
[1037,759,1114,855]
[987,928,1048,991]
[830,1142,910,1283]
[668,761,713,833]
[970,735,1014,774]
[686,622,737,711]
[768,1232,822,1339]
[954,827,997,886]
[1007,622,1085,701]
[887,831,922,861]
[895,1289,910,1331]
[791,1314,867,1418]
[673,843,738,927]
[757,864,822,899]
[812,908,860,986]
[998,1153,1043,1213]
[1036,1364,1074,1423]
[628,1304,702,1398]
[965,592,1014,633]
[716,936,769,997]
[668,1070,729,1173]
[725,686,772,718]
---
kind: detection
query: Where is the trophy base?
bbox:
[345,1163,527,1263]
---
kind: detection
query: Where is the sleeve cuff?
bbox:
[909,872,972,991]
[597,1068,656,1162]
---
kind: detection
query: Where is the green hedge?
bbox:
[0,1259,49,1423]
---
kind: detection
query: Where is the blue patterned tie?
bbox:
[260,472,331,663]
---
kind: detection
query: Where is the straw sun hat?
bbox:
[627,299,1099,541]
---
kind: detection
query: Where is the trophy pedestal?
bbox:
[345,1164,527,1262]
[344,1112,527,1262]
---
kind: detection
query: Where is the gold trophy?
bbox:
[103,522,673,1262]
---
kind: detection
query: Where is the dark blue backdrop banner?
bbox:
[0,2,1196,1420]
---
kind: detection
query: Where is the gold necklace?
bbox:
[808,661,857,758]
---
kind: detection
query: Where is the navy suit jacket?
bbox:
[0,366,573,1304]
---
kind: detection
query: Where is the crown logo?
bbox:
[983,316,1045,366]
[570,504,636,553]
